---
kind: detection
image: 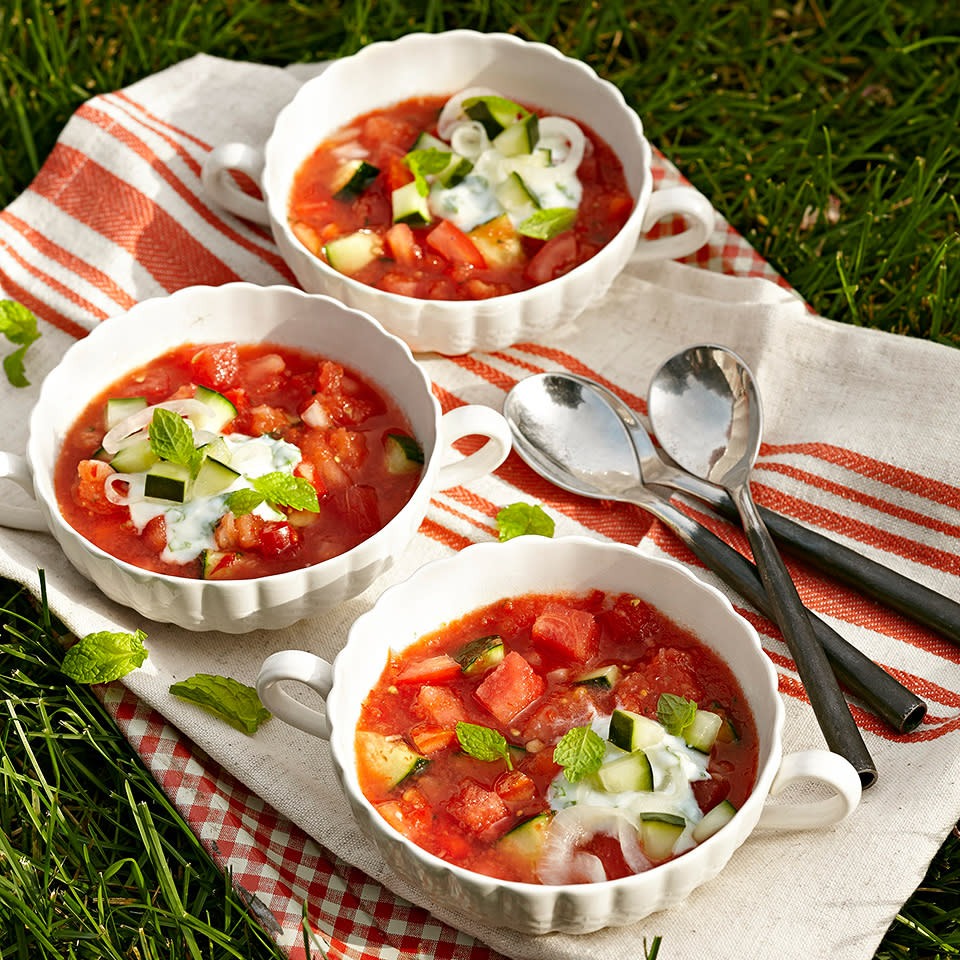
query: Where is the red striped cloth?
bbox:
[2,55,959,960]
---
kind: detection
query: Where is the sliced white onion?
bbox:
[104,472,145,506]
[535,116,586,178]
[448,120,490,161]
[437,86,501,139]
[537,805,647,885]
[301,399,331,429]
[331,141,370,160]
[101,399,210,455]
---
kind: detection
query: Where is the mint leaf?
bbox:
[149,407,199,470]
[404,148,453,197]
[496,502,555,542]
[456,721,512,769]
[169,673,271,735]
[250,472,319,512]
[61,629,148,683]
[518,207,577,240]
[0,300,41,387]
[225,488,265,516]
[553,724,605,782]
[657,693,698,737]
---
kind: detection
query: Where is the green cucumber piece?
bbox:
[199,436,231,467]
[692,799,737,843]
[609,709,663,752]
[640,813,686,861]
[357,730,429,790]
[412,131,449,152]
[331,159,380,200]
[192,456,240,499]
[92,445,111,463]
[437,155,473,188]
[391,180,433,227]
[495,171,540,214]
[492,114,540,157]
[463,95,529,139]
[454,635,505,675]
[572,664,622,690]
[110,438,159,474]
[201,549,240,580]
[324,230,383,276]
[384,432,424,474]
[596,750,653,793]
[193,385,237,432]
[498,811,553,860]
[144,461,191,503]
[684,710,723,753]
[105,396,147,429]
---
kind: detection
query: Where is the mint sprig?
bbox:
[0,299,41,388]
[456,721,512,770]
[657,693,698,737]
[496,502,555,542]
[61,629,148,684]
[226,472,319,515]
[553,724,605,782]
[149,407,201,472]
[169,673,271,735]
[404,148,453,197]
[518,207,577,240]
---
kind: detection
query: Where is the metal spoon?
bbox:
[503,372,922,754]
[646,345,873,777]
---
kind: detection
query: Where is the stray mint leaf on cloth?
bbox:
[657,692,698,736]
[456,720,512,769]
[61,629,148,684]
[553,724,605,781]
[169,673,272,735]
[0,299,41,388]
[496,501,555,542]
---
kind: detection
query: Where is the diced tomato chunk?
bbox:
[293,460,327,500]
[413,685,467,728]
[521,685,599,744]
[259,521,298,556]
[616,647,704,717]
[141,515,167,553]
[395,655,462,686]
[425,220,486,269]
[692,776,731,814]
[531,602,599,663]
[446,779,509,834]
[74,460,125,515]
[214,512,264,551]
[474,651,545,725]
[523,230,578,285]
[494,769,537,802]
[385,222,423,268]
[191,342,239,390]
[249,404,290,436]
[409,723,457,755]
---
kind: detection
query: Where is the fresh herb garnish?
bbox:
[169,673,271,735]
[456,720,513,769]
[657,693,698,737]
[226,472,319,515]
[496,502,555,542]
[61,629,148,683]
[403,148,452,197]
[0,299,41,388]
[552,724,605,782]
[149,407,201,472]
[518,207,577,240]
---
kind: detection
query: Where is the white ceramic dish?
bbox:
[0,283,511,632]
[257,536,861,934]
[202,31,715,355]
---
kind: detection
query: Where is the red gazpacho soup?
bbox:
[54,342,423,580]
[288,89,633,300]
[356,590,759,885]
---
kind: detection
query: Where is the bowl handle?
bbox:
[257,650,334,740]
[201,143,270,226]
[0,452,47,531]
[434,404,512,490]
[755,749,862,830]
[633,186,715,262]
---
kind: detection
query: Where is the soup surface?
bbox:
[356,590,758,884]
[288,91,633,300]
[55,342,422,579]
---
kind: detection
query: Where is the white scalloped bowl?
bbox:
[202,31,714,354]
[7,283,510,632]
[258,536,861,933]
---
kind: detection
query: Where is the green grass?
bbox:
[1,1,958,957]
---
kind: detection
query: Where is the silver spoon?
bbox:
[646,345,873,775]
[503,373,920,757]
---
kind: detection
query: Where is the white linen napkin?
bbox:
[1,53,958,960]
